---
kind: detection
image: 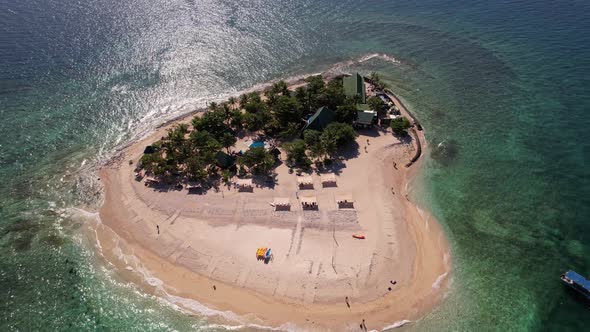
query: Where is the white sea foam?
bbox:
[87,220,247,325]
[357,53,402,65]
[203,322,298,332]
[63,206,100,220]
[161,294,242,323]
[432,271,448,290]
[443,252,451,265]
[329,53,403,74]
[87,221,308,331]
[381,319,412,330]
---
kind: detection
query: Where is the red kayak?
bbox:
[352,234,365,239]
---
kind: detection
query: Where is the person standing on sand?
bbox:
[156,225,159,234]
[345,296,350,308]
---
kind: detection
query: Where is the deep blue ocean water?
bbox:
[1,0,589,331]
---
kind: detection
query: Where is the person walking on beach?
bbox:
[345,296,350,308]
[156,225,160,235]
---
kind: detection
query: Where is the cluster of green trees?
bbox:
[367,96,388,117]
[369,72,389,91]
[191,75,360,140]
[390,117,412,136]
[139,74,367,182]
[284,123,357,169]
[140,122,225,182]
[237,147,275,175]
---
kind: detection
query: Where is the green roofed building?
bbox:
[304,106,335,131]
[215,151,236,169]
[354,111,376,128]
[343,73,366,103]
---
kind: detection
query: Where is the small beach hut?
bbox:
[335,193,354,209]
[320,173,337,187]
[235,178,253,192]
[273,197,291,211]
[300,195,318,210]
[297,175,314,189]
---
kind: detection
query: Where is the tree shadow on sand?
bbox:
[252,173,278,189]
[394,132,413,145]
[145,180,184,193]
[337,140,361,161]
[312,140,360,176]
[356,127,382,138]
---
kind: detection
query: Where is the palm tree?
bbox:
[220,132,237,153]
[228,96,236,108]
[277,80,289,96]
[239,94,249,109]
[177,123,189,134]
[369,71,388,90]
[221,103,232,126]
[208,101,218,111]
[265,90,278,106]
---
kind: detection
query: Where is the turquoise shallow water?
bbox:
[1,0,590,331]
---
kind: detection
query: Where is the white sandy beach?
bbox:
[91,78,451,330]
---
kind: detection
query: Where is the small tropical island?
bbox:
[95,72,451,331]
